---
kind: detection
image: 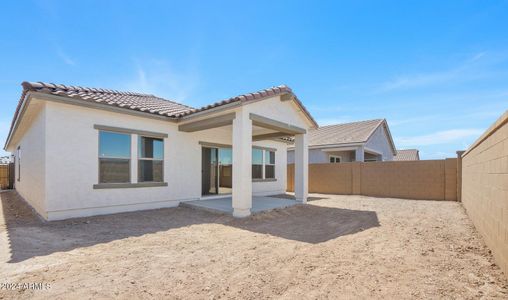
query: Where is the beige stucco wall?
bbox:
[461,111,508,278]
[288,159,458,201]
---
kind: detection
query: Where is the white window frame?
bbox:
[329,155,342,163]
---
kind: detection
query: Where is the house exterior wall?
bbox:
[461,111,508,278]
[14,95,300,220]
[11,100,47,218]
[365,125,394,161]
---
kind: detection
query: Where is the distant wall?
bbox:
[365,124,395,161]
[288,159,458,201]
[461,111,508,277]
[0,165,9,189]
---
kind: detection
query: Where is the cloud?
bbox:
[396,129,483,147]
[123,60,199,102]
[376,52,491,92]
[56,48,76,66]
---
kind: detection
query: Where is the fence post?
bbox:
[456,151,464,202]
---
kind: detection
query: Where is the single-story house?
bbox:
[4,82,317,220]
[288,119,396,163]
[393,149,420,161]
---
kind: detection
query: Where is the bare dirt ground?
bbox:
[0,191,507,299]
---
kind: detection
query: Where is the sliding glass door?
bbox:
[201,147,232,196]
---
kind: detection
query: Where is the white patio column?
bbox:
[232,110,252,217]
[355,145,364,162]
[294,133,308,203]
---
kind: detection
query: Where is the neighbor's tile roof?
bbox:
[394,149,420,161]
[21,82,196,118]
[307,119,385,146]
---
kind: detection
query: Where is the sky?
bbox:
[0,0,507,159]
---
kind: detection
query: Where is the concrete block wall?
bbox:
[288,159,458,201]
[461,111,508,278]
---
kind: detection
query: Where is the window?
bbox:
[252,148,263,179]
[138,136,164,182]
[329,155,341,163]
[17,146,21,181]
[265,150,275,179]
[252,148,275,180]
[99,131,131,183]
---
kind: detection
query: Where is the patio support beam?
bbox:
[294,133,308,203]
[232,109,252,217]
[249,113,306,135]
[178,112,236,132]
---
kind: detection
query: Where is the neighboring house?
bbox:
[0,156,11,165]
[288,119,396,163]
[393,149,420,161]
[4,82,317,220]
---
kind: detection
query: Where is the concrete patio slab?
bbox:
[180,195,299,215]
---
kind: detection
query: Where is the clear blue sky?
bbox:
[1,1,507,159]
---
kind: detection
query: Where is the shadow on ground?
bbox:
[1,191,379,263]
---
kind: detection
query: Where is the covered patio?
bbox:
[178,93,313,218]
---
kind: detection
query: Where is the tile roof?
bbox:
[307,119,385,146]
[393,149,420,161]
[176,85,318,128]
[5,82,317,150]
[21,82,196,118]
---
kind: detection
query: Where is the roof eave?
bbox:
[3,90,181,151]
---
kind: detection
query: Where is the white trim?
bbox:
[364,147,382,155]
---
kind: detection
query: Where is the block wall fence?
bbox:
[287,158,458,201]
[461,110,508,277]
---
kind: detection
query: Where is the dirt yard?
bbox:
[0,191,507,299]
